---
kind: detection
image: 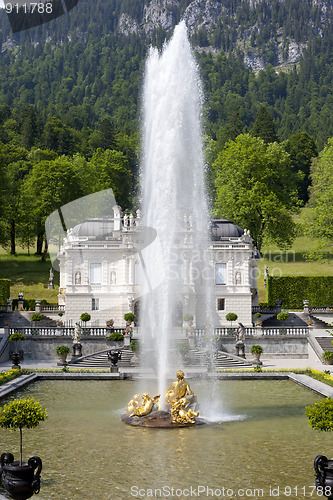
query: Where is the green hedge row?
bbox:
[0,279,10,305]
[11,299,54,311]
[268,276,333,309]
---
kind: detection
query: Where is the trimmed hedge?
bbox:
[268,276,333,309]
[11,299,55,311]
[0,279,10,305]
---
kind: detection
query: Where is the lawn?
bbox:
[0,246,59,303]
[257,235,333,301]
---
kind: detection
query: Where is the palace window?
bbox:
[92,298,99,311]
[217,298,225,311]
[215,263,226,285]
[90,263,101,284]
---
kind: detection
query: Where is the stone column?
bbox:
[275,299,282,314]
[303,300,309,315]
[6,299,12,312]
[35,299,41,313]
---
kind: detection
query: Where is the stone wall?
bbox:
[10,337,116,361]
[218,337,309,359]
[4,335,310,361]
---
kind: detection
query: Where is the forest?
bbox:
[0,0,332,257]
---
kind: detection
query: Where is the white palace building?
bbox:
[57,206,258,328]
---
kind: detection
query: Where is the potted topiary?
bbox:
[124,313,135,332]
[305,398,333,494]
[277,312,289,333]
[254,312,262,327]
[80,312,91,335]
[322,351,333,365]
[124,313,135,344]
[56,345,70,365]
[9,332,26,370]
[251,344,263,364]
[0,397,47,500]
[226,313,238,334]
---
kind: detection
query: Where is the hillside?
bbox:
[0,0,332,146]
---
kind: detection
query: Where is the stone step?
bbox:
[69,349,134,368]
[315,337,333,352]
[69,347,252,369]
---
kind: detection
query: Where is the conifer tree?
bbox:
[251,106,279,143]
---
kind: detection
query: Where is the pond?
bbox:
[0,379,329,499]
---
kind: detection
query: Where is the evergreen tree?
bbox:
[284,131,318,203]
[251,106,279,143]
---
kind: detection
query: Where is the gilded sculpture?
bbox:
[124,370,200,426]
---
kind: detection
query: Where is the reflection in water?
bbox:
[0,380,327,500]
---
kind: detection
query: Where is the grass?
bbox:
[0,246,59,302]
[257,235,333,302]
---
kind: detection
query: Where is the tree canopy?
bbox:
[214,133,299,252]
[304,138,333,258]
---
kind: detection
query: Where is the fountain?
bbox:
[122,369,204,427]
[123,21,212,425]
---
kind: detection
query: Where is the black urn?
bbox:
[9,351,24,370]
[108,350,122,366]
[314,455,333,499]
[0,453,42,500]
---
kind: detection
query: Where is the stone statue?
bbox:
[48,268,54,290]
[236,323,245,344]
[75,271,81,285]
[73,322,82,344]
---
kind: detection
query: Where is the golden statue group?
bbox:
[123,370,200,427]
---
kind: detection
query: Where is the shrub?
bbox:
[124,313,135,324]
[9,332,26,342]
[0,369,22,386]
[80,313,91,323]
[251,345,263,355]
[183,313,194,322]
[322,351,333,363]
[107,332,124,342]
[305,398,333,432]
[0,397,47,465]
[129,340,139,352]
[226,313,238,322]
[56,345,70,356]
[0,279,10,304]
[31,313,42,322]
[277,312,289,321]
[254,312,261,318]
